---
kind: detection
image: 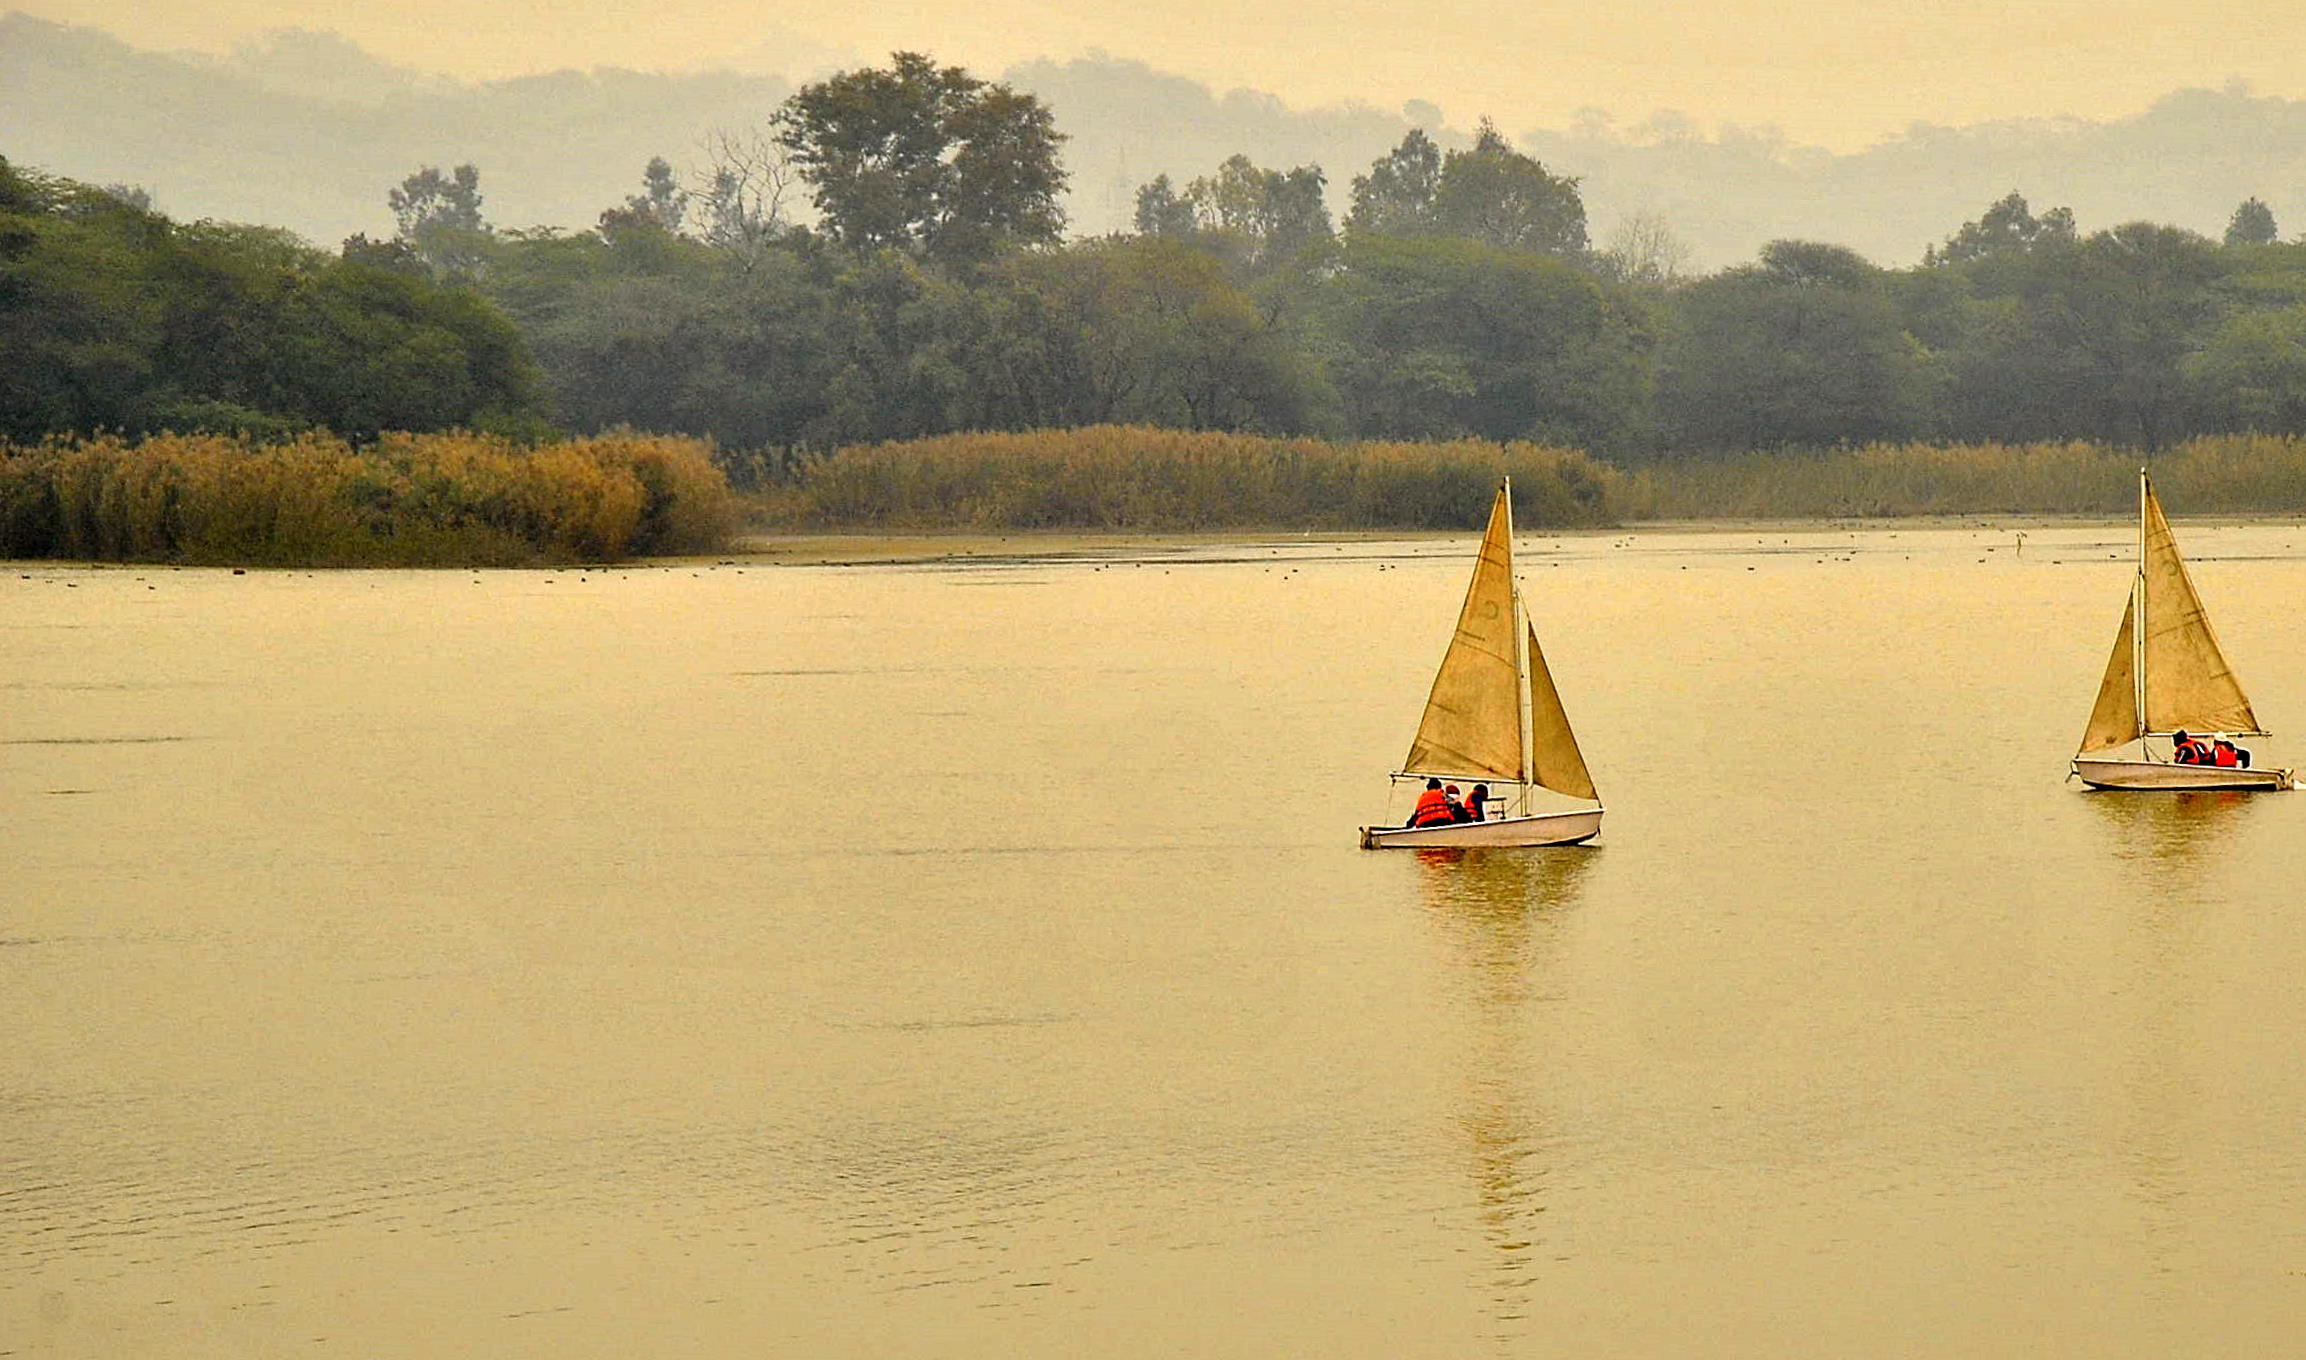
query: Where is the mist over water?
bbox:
[8,525,2306,1358]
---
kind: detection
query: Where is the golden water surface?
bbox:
[8,524,2306,1358]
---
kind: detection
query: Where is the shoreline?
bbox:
[727,513,2306,566]
[16,513,2306,572]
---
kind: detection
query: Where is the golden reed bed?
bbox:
[14,428,2306,565]
[756,426,1619,531]
[0,431,734,565]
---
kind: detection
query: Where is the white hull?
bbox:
[1360,807,1602,849]
[2071,757,2294,791]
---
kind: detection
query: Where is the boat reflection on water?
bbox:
[1411,847,1596,919]
[2080,788,2258,1304]
[1411,847,1595,1345]
[2083,786,2262,889]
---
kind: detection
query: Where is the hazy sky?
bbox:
[27,0,2306,148]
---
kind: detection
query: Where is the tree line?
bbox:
[0,156,541,441]
[10,51,2306,468]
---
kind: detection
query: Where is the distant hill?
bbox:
[0,15,794,246]
[1518,89,2306,269]
[8,13,2306,269]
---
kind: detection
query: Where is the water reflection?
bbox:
[1412,848,1594,1346]
[2079,791,2254,1302]
[2082,789,2260,894]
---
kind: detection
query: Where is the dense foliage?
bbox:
[0,155,542,441]
[773,51,1068,267]
[456,141,2306,466]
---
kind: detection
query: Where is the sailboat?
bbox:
[2070,470,2294,790]
[1360,479,1605,848]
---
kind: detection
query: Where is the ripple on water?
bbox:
[0,736,191,745]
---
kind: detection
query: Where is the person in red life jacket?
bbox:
[2211,733,2247,767]
[1462,784,1489,822]
[1408,778,1456,828]
[1442,784,1467,821]
[2172,730,2209,764]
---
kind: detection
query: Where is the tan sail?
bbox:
[1525,621,1597,800]
[1403,485,1525,782]
[2139,479,2260,735]
[2077,593,2138,754]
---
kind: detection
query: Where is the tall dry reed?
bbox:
[1621,436,2306,519]
[767,426,1622,531]
[0,431,735,565]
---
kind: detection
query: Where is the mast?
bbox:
[2134,467,2148,742]
[1506,477,1536,813]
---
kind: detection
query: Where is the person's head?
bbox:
[2215,733,2231,745]
[2176,730,2191,742]
[1470,784,1488,801]
[1426,777,1442,790]
[1444,784,1460,797]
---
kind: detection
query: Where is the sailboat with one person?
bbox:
[1361,479,1604,848]
[2071,469,2293,790]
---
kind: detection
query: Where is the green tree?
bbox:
[1320,233,1649,447]
[773,52,1066,267]
[1656,240,1926,450]
[272,261,542,436]
[388,163,492,280]
[1431,121,1587,256]
[1926,191,2077,265]
[1346,128,1442,238]
[1174,155,1335,272]
[977,236,1333,432]
[810,249,985,440]
[155,220,540,436]
[1344,122,1587,257]
[1,156,542,440]
[484,225,832,449]
[97,184,153,212]
[2186,304,2306,431]
[598,156,687,238]
[1941,223,2226,445]
[0,157,163,437]
[2225,197,2279,247]
[1131,173,1197,238]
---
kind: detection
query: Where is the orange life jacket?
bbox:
[2213,742,2241,767]
[1410,789,1455,827]
[2175,739,2208,764]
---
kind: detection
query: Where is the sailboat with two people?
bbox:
[1360,479,1605,848]
[2071,469,2294,790]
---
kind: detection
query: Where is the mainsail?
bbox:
[2076,473,2260,753]
[2138,480,2259,736]
[1403,485,1525,782]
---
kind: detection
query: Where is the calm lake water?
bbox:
[8,523,2306,1358]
